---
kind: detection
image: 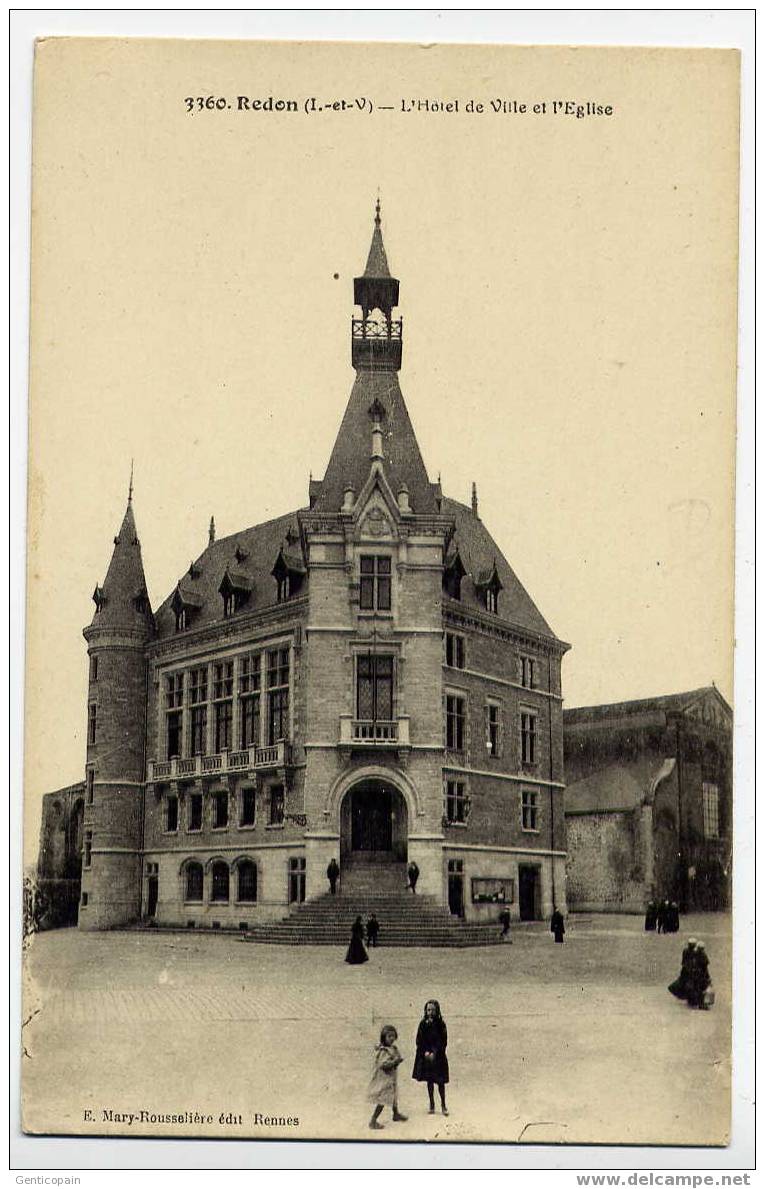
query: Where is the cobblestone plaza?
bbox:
[23,914,730,1145]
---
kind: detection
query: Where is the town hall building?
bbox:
[74,205,570,937]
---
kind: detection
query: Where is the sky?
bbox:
[23,38,739,860]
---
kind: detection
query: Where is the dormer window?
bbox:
[442,550,466,602]
[271,546,305,604]
[171,583,203,633]
[92,585,106,613]
[475,563,503,615]
[133,589,149,615]
[219,568,252,618]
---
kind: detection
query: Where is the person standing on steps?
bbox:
[550,907,565,943]
[368,1025,407,1130]
[499,906,512,942]
[326,857,340,895]
[412,999,450,1116]
[345,915,368,965]
[407,861,420,894]
[366,913,380,947]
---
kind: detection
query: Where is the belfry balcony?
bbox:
[148,741,290,783]
[351,317,403,371]
[338,714,410,755]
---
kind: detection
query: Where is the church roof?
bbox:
[153,509,307,639]
[441,496,558,641]
[563,686,731,727]
[89,502,153,634]
[311,370,438,515]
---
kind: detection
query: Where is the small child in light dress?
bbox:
[368,1025,407,1130]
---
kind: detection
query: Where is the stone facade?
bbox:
[35,782,85,928]
[564,687,732,913]
[65,205,569,933]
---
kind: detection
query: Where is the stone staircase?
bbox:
[242,862,504,947]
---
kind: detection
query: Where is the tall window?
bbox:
[356,654,394,721]
[289,856,306,903]
[486,702,501,757]
[445,632,465,669]
[166,673,184,759]
[83,830,92,868]
[521,788,539,831]
[240,787,256,827]
[267,648,290,745]
[211,861,229,902]
[88,703,97,745]
[239,654,261,748]
[166,794,179,833]
[185,861,203,901]
[86,769,94,805]
[190,667,208,756]
[702,782,720,839]
[269,785,285,826]
[89,655,99,683]
[520,656,536,690]
[520,710,537,765]
[446,694,466,752]
[238,860,258,902]
[445,779,468,824]
[359,555,391,611]
[485,587,498,613]
[212,791,228,830]
[276,574,291,602]
[213,662,234,752]
[188,792,203,832]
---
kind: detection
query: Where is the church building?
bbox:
[77,205,569,937]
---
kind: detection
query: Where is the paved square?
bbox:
[22,914,730,1145]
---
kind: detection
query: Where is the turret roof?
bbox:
[89,502,154,634]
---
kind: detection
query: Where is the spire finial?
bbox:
[128,459,134,505]
[209,516,216,545]
[375,194,381,227]
[471,481,479,518]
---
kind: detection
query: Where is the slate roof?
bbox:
[311,370,438,515]
[154,509,307,639]
[364,223,391,278]
[563,687,730,726]
[89,502,154,634]
[441,497,557,640]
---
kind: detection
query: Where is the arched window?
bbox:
[237,860,258,903]
[211,861,229,902]
[185,861,203,902]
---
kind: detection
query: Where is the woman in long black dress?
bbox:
[686,940,711,1008]
[345,915,369,965]
[668,938,697,1001]
[412,999,449,1115]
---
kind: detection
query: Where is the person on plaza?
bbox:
[407,861,420,894]
[366,913,380,948]
[686,940,712,1009]
[345,915,369,965]
[656,899,671,933]
[412,999,450,1116]
[368,1024,407,1130]
[667,901,680,933]
[668,937,697,1002]
[326,857,340,895]
[550,907,565,943]
[644,900,658,931]
[499,906,512,942]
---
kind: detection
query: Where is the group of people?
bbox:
[326,858,420,896]
[368,999,449,1129]
[345,914,380,963]
[644,898,680,933]
[668,938,713,1009]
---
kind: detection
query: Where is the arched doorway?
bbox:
[340,779,408,864]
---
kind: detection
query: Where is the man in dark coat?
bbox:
[550,908,565,943]
[407,861,420,894]
[366,913,380,947]
[326,857,340,895]
[667,901,680,933]
[686,941,711,1008]
[644,901,658,931]
[499,907,512,942]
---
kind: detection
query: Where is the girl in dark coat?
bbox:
[412,999,449,1115]
[345,915,369,965]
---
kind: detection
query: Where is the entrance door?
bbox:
[289,857,306,903]
[351,785,393,852]
[447,859,464,917]
[518,866,539,921]
[147,875,158,918]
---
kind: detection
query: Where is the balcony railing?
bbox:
[352,317,403,340]
[339,716,410,748]
[149,741,289,782]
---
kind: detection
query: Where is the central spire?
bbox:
[352,200,402,372]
